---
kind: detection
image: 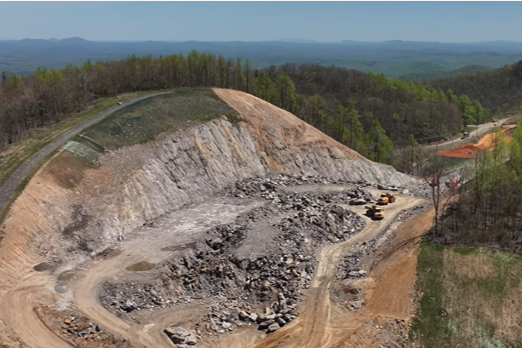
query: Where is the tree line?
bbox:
[0,50,487,166]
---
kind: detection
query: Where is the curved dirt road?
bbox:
[0,273,73,348]
[0,91,171,213]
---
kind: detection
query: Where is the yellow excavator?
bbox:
[377,192,397,205]
[366,205,384,220]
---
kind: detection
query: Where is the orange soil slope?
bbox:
[438,125,517,159]
[212,88,363,161]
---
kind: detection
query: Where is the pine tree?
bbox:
[254,73,276,103]
[275,74,297,113]
[365,119,393,163]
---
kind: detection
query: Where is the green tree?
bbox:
[473,99,487,124]
[244,59,254,94]
[446,89,458,104]
[332,106,347,143]
[254,73,276,103]
[275,73,297,113]
[509,121,522,174]
[344,101,365,152]
[401,134,421,174]
[365,119,393,163]
[300,95,329,132]
[234,58,246,91]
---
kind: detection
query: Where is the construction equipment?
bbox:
[366,205,384,220]
[377,193,388,205]
[377,192,397,205]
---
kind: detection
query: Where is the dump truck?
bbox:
[366,205,384,220]
[377,192,397,205]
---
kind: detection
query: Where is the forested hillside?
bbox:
[0,51,486,165]
[399,64,491,82]
[431,60,522,114]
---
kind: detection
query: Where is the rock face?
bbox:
[2,89,415,263]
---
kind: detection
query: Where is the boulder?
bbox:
[275,317,286,326]
[164,327,191,345]
[267,323,281,333]
[185,336,197,345]
[258,320,274,330]
[238,311,249,321]
[249,313,259,322]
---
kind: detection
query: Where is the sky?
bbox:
[2,1,522,42]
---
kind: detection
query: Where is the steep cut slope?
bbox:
[0,88,416,347]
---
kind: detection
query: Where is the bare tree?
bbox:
[423,157,446,239]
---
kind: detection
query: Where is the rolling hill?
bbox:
[2,38,522,79]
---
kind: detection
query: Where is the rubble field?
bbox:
[97,174,424,346]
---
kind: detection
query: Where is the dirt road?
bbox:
[0,91,171,213]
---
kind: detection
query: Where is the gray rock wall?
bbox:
[5,112,415,260]
[83,118,413,245]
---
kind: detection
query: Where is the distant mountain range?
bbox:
[1,37,522,79]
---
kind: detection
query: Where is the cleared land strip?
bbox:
[0,91,171,214]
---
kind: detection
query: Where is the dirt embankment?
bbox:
[437,125,517,159]
[0,89,418,347]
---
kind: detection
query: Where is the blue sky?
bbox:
[2,1,522,42]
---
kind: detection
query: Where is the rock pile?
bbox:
[205,294,297,334]
[377,184,400,192]
[164,327,197,347]
[230,175,332,199]
[100,205,315,315]
[336,252,366,280]
[277,203,365,246]
[346,188,373,205]
[102,281,169,312]
[99,175,391,338]
[61,316,102,339]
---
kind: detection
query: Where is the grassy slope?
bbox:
[412,241,522,348]
[82,88,239,150]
